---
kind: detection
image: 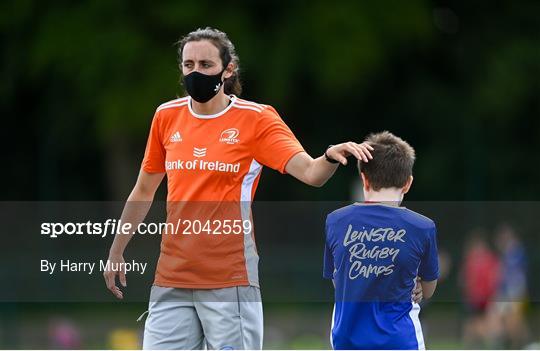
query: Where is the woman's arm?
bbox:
[103,170,165,299]
[285,142,373,187]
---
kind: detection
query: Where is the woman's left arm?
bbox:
[285,142,373,187]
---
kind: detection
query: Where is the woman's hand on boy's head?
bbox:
[326,142,374,165]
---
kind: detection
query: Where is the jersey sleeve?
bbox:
[323,217,335,279]
[253,107,305,174]
[141,111,166,173]
[418,226,440,281]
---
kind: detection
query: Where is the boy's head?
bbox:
[358,131,415,197]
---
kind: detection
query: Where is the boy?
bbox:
[323,131,439,350]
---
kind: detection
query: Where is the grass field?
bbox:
[2,302,538,349]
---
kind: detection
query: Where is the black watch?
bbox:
[324,145,340,164]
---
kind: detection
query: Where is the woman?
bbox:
[103,27,373,350]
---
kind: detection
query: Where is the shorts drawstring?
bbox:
[136,310,149,322]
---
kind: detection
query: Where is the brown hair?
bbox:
[177,27,242,96]
[358,131,415,191]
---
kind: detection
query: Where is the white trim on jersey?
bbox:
[240,159,262,202]
[235,99,266,110]
[240,159,263,287]
[188,95,237,119]
[409,302,425,350]
[233,103,264,113]
[163,96,188,104]
[330,303,336,349]
[156,97,189,111]
[157,102,188,112]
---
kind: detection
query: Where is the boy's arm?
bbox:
[323,217,335,284]
[417,225,440,300]
[420,279,438,300]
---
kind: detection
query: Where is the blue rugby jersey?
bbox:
[324,203,439,350]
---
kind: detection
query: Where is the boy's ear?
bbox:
[402,176,413,194]
[361,172,370,191]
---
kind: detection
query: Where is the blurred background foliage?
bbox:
[1,0,538,201]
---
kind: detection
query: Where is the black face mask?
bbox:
[183,70,225,103]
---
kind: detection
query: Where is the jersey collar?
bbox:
[354,201,405,209]
[188,95,237,119]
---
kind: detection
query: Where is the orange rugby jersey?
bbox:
[141,95,305,288]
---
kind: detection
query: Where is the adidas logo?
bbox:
[193,147,207,158]
[170,131,182,143]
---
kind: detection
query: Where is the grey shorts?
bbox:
[142,285,263,350]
